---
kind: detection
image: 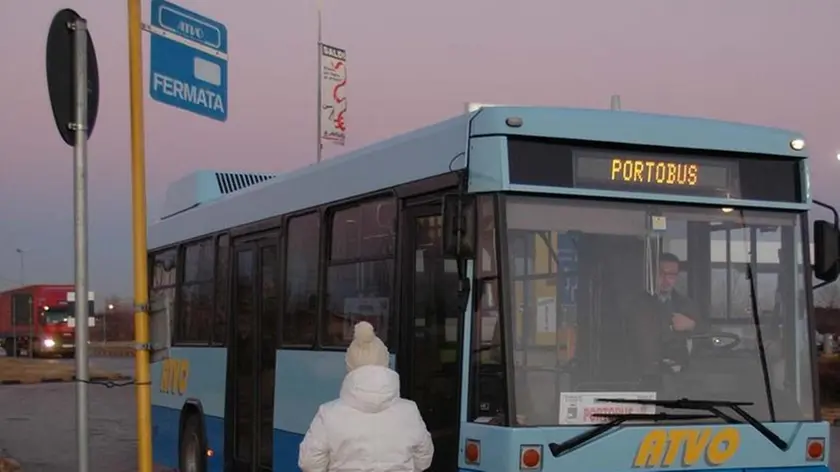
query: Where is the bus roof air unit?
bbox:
[160,170,276,220]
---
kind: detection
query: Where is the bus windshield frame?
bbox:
[469,193,815,427]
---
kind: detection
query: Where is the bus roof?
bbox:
[149,106,806,250]
[471,106,805,158]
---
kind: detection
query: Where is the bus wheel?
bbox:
[179,413,206,472]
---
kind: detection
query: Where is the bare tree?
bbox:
[814,281,840,308]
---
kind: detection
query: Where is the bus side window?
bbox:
[469,196,509,424]
[282,213,319,346]
[322,199,396,347]
[150,249,177,362]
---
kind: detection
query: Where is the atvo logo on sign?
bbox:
[632,427,740,468]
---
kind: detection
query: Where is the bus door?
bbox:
[226,234,279,472]
[398,201,463,472]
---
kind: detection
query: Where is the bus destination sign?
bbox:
[609,158,698,186]
[505,138,803,203]
[574,151,733,195]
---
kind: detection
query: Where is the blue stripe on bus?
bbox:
[457,469,830,472]
[154,402,834,472]
[151,348,396,471]
[153,407,833,472]
[152,348,831,472]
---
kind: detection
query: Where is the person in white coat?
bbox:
[298,321,434,472]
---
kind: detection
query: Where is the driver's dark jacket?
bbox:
[656,290,703,366]
[629,290,703,375]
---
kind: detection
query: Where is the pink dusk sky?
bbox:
[0,0,838,298]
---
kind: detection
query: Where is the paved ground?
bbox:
[0,357,838,470]
[0,357,138,472]
[50,356,136,378]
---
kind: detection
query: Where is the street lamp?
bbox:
[104,303,115,342]
[15,248,26,286]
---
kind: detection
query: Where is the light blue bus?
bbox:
[148,105,840,472]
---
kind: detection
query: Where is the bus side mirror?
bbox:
[813,219,840,283]
[442,194,476,259]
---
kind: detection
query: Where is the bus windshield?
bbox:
[497,195,813,426]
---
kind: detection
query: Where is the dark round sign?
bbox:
[46,9,100,147]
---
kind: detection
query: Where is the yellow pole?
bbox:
[127,1,153,471]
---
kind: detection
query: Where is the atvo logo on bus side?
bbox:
[632,427,741,468]
[159,358,190,396]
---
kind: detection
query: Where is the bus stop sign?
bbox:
[46,8,100,147]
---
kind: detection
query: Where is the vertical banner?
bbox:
[320,43,347,146]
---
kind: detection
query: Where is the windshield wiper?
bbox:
[739,211,777,422]
[548,413,717,458]
[599,397,789,451]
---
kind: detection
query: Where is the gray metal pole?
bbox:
[71,16,90,472]
[17,251,31,358]
[316,1,322,163]
[27,298,33,358]
[11,296,16,357]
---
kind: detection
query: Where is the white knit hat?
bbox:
[345,321,389,372]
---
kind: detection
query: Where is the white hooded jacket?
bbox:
[298,364,434,472]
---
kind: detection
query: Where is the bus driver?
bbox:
[654,252,704,367]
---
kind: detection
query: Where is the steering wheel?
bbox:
[689,331,742,352]
[473,343,501,354]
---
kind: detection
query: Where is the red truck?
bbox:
[0,285,95,358]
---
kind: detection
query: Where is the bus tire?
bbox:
[179,412,206,472]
